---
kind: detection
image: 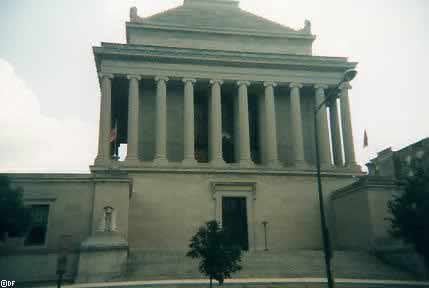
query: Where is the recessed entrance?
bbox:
[222,197,249,251]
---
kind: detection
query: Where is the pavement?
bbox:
[50,277,429,288]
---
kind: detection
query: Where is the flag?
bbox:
[110,121,118,143]
[363,129,368,148]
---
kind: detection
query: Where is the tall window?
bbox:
[25,204,49,246]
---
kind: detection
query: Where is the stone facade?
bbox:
[367,137,429,180]
[4,0,408,284]
[331,138,429,277]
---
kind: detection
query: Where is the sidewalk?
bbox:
[55,277,429,288]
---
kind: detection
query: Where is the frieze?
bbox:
[94,43,356,74]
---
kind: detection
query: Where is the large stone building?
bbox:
[366,137,429,180]
[0,0,414,284]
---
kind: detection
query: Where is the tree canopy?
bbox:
[0,175,30,241]
[388,164,429,268]
[187,220,242,287]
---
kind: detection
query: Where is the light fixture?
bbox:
[343,69,357,83]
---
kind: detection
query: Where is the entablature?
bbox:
[94,43,356,86]
[94,43,355,73]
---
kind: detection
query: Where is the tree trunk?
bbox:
[210,277,212,288]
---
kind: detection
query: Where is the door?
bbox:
[222,197,249,250]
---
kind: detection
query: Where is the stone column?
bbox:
[95,73,114,164]
[209,80,225,166]
[329,98,344,166]
[339,82,357,167]
[237,81,253,166]
[289,82,306,168]
[314,84,332,168]
[263,81,281,167]
[126,74,141,163]
[182,78,197,166]
[154,76,169,165]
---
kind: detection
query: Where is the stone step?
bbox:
[123,250,414,281]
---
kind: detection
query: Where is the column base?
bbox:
[239,159,255,168]
[344,162,362,171]
[267,159,283,169]
[182,158,198,166]
[94,156,112,167]
[210,159,226,167]
[293,160,309,170]
[153,157,169,166]
[320,162,336,170]
[124,156,140,166]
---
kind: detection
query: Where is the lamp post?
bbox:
[56,235,71,288]
[313,69,357,288]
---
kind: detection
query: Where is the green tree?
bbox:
[187,220,242,288]
[0,175,30,241]
[388,164,429,268]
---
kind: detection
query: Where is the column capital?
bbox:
[314,83,329,90]
[98,73,114,80]
[210,79,224,85]
[237,80,251,87]
[289,82,303,89]
[263,81,277,88]
[155,76,169,82]
[127,74,141,80]
[339,82,352,90]
[182,78,196,84]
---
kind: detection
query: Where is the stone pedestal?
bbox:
[76,232,128,283]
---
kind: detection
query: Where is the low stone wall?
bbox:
[0,250,79,284]
[331,176,401,250]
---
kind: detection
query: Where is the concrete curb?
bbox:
[56,277,429,288]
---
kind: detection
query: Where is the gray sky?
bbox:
[0,0,428,173]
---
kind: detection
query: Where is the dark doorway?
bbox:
[222,197,249,250]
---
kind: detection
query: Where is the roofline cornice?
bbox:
[4,173,93,183]
[93,43,357,72]
[330,176,402,200]
[4,172,133,183]
[126,22,316,41]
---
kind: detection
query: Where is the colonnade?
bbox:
[95,74,357,169]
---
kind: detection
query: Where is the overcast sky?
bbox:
[0,0,428,173]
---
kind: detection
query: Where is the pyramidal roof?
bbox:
[130,0,311,36]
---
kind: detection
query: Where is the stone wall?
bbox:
[128,171,356,252]
[1,173,132,283]
[331,177,402,250]
[0,174,94,283]
[126,27,313,56]
[0,251,79,284]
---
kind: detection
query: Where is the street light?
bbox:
[313,69,357,288]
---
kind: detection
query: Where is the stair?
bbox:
[122,249,414,281]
